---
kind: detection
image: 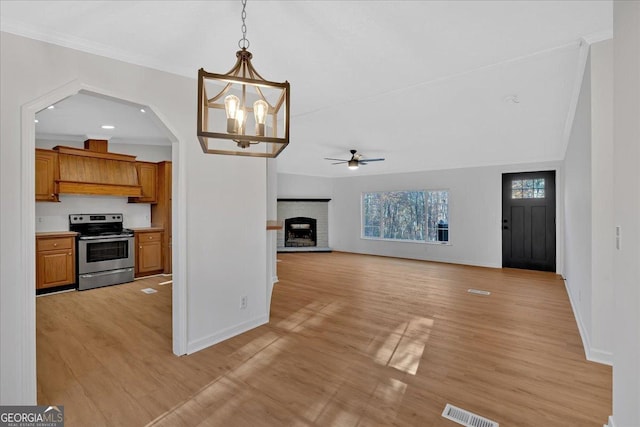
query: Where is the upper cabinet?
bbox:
[35,149,59,202]
[34,141,165,203]
[129,161,158,204]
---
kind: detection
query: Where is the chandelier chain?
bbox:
[238,0,250,49]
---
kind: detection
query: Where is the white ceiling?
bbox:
[1,1,612,177]
[34,92,173,146]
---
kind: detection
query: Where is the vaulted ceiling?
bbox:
[1,1,612,176]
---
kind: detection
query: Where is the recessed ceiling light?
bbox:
[47,105,55,110]
[140,108,146,113]
[101,125,115,129]
[34,119,39,123]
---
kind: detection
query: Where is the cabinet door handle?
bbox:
[149,236,152,239]
[53,243,58,247]
[68,252,72,255]
[139,246,142,249]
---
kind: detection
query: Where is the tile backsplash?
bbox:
[36,194,151,232]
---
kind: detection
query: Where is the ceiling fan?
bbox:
[324,149,385,170]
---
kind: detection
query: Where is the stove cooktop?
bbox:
[69,213,131,238]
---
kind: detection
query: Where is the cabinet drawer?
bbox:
[37,237,74,251]
[138,232,162,242]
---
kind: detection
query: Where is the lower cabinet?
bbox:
[135,230,163,277]
[36,235,76,290]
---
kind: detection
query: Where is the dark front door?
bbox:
[502,171,556,272]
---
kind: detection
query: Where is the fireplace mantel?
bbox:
[277,198,331,202]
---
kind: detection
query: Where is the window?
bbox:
[511,178,545,199]
[426,190,448,242]
[362,190,449,243]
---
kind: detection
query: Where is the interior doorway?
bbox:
[502,171,556,272]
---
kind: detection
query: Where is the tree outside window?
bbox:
[362,190,449,243]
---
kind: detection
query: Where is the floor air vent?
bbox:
[467,289,491,296]
[442,403,499,427]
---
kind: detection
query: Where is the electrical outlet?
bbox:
[240,296,248,309]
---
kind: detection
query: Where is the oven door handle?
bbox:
[78,235,133,242]
[80,268,134,278]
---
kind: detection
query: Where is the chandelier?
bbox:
[197,0,290,157]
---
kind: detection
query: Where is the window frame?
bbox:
[360,189,451,245]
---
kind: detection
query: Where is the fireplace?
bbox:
[285,217,317,247]
[277,199,330,252]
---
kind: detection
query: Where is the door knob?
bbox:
[503,226,509,230]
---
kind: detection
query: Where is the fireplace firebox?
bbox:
[285,217,317,247]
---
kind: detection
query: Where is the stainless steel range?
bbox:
[69,213,134,290]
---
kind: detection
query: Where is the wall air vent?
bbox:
[442,403,499,427]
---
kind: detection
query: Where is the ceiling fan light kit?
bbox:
[197,0,290,158]
[325,149,385,171]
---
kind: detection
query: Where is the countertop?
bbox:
[130,227,164,232]
[36,231,78,237]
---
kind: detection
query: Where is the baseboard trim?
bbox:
[604,415,615,427]
[563,279,613,366]
[186,315,268,354]
[589,347,613,366]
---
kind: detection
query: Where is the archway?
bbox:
[21,81,187,401]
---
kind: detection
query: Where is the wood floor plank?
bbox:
[37,252,611,426]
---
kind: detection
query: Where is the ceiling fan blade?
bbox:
[331,161,348,165]
[360,158,385,162]
[324,158,349,162]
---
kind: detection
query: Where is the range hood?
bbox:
[53,140,142,197]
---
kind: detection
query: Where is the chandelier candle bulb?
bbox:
[224,95,240,133]
[254,99,268,136]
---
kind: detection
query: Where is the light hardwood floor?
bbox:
[36,252,611,426]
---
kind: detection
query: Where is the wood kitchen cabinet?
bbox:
[35,149,59,202]
[151,161,172,274]
[36,234,76,289]
[129,161,158,203]
[135,230,163,277]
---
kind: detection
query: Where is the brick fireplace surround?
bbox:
[277,199,331,252]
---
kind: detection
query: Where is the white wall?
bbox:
[329,162,562,269]
[278,173,333,199]
[0,32,268,403]
[563,51,594,358]
[589,40,614,363]
[611,1,640,425]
